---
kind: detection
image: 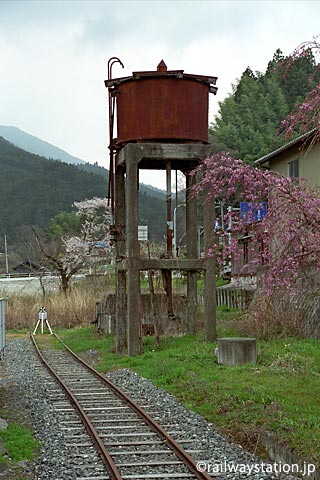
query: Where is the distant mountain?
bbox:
[78,162,167,199]
[0,136,166,242]
[0,126,168,198]
[0,125,86,165]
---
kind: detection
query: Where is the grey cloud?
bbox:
[0,0,274,51]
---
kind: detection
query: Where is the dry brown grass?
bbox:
[5,277,109,331]
[242,290,320,339]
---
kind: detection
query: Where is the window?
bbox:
[288,158,299,178]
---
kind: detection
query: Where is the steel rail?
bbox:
[30,334,123,480]
[53,333,212,480]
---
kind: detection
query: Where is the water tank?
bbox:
[105,61,217,147]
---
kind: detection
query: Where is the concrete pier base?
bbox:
[215,337,257,365]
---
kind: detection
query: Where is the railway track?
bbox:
[31,333,213,480]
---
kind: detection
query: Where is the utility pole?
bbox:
[4,235,8,274]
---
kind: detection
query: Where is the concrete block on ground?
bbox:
[215,337,257,366]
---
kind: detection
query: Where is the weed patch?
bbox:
[0,423,38,464]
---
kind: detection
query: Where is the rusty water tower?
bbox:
[105,59,218,356]
[113,60,217,145]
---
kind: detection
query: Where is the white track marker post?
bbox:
[33,307,53,335]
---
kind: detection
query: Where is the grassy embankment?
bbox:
[0,383,38,478]
[0,423,38,465]
[44,316,320,467]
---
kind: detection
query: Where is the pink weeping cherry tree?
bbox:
[280,35,320,145]
[192,152,320,298]
[192,37,320,335]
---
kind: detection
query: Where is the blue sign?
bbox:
[94,241,110,248]
[240,202,268,224]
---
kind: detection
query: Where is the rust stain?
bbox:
[105,61,218,147]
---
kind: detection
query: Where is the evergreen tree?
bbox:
[45,212,82,240]
[280,37,320,144]
[279,48,316,109]
[210,48,318,163]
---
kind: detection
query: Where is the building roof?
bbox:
[13,260,41,272]
[254,129,317,166]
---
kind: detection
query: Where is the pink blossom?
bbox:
[280,37,320,142]
[192,153,320,298]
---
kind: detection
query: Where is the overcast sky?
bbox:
[0,0,319,189]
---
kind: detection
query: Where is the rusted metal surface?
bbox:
[116,77,210,145]
[105,61,217,146]
[107,57,124,217]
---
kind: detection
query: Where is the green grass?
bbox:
[0,423,38,464]
[53,324,320,464]
[139,274,229,291]
[7,329,30,335]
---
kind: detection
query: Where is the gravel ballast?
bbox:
[0,338,301,479]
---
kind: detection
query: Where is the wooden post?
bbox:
[166,160,174,317]
[115,165,127,354]
[186,172,197,334]
[126,152,141,356]
[114,143,214,354]
[204,189,216,342]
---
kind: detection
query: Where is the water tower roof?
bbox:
[157,60,167,72]
[105,62,218,94]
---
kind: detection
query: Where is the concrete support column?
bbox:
[126,152,141,356]
[115,165,127,354]
[204,189,216,342]
[186,172,197,334]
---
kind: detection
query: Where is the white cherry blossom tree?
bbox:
[34,197,112,294]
